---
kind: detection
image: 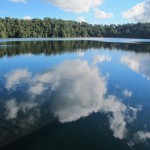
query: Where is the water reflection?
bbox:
[3,59,140,141]
[46,60,107,123]
[5,99,38,119]
[123,89,132,97]
[136,131,150,140]
[5,69,31,90]
[0,40,150,58]
[1,39,150,149]
[92,55,111,64]
[121,53,150,80]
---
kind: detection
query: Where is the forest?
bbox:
[0,17,150,38]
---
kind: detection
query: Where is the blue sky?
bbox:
[0,0,150,24]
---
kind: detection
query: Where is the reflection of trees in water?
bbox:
[0,41,150,58]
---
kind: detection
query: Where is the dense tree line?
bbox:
[1,40,150,58]
[0,17,150,38]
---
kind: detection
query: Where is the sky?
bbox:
[0,0,150,25]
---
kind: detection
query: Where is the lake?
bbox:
[0,38,150,150]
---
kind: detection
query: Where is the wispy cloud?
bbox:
[136,131,150,140]
[8,0,26,3]
[127,106,142,123]
[29,83,47,95]
[77,50,85,57]
[5,99,19,119]
[46,0,103,13]
[122,0,150,22]
[120,53,150,80]
[123,89,132,97]
[5,99,38,119]
[94,8,113,19]
[4,69,31,90]
[77,17,86,23]
[23,16,32,20]
[102,96,127,139]
[93,55,111,64]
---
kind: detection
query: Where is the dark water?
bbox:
[0,38,150,150]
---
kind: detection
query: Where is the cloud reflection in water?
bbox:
[121,53,150,80]
[5,59,140,140]
[29,59,140,139]
[4,69,31,90]
[93,55,111,64]
[5,99,38,119]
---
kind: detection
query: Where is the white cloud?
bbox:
[46,0,103,13]
[5,60,141,139]
[29,83,47,95]
[28,59,138,139]
[77,50,85,57]
[121,55,140,72]
[49,60,107,123]
[109,112,127,139]
[6,99,19,119]
[120,53,150,80]
[94,8,113,19]
[28,71,57,95]
[5,69,31,90]
[77,17,85,23]
[93,55,111,64]
[123,89,132,97]
[23,16,32,20]
[136,131,150,140]
[5,99,38,119]
[127,106,142,123]
[20,101,38,113]
[8,0,26,3]
[102,96,127,139]
[122,0,150,22]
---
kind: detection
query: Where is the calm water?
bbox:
[0,38,150,150]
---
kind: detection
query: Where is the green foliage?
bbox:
[0,17,150,38]
[0,21,7,38]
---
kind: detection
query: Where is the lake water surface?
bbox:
[0,38,150,150]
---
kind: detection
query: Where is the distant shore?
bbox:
[0,17,150,39]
